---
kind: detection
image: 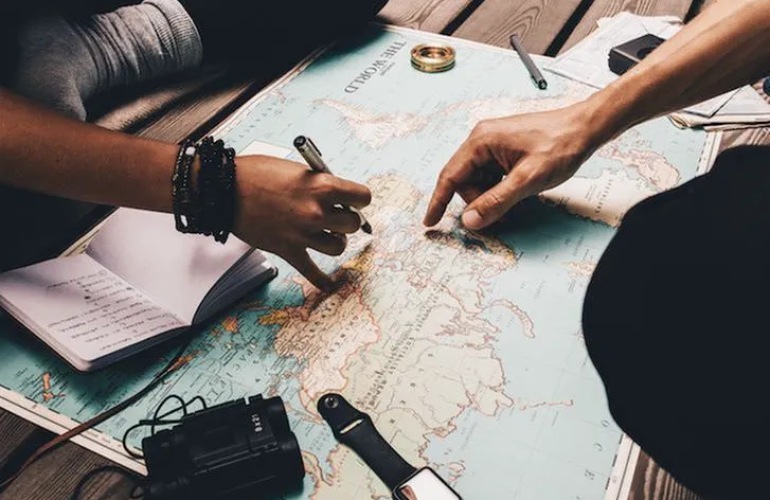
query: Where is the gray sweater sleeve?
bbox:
[9,0,202,120]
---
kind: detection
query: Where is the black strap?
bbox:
[318,393,415,490]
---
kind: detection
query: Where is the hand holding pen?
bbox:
[294,136,373,234]
[228,151,370,291]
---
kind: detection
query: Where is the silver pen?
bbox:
[293,135,373,234]
[509,34,547,90]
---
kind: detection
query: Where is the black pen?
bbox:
[509,34,547,90]
[293,135,373,234]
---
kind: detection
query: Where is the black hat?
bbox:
[582,146,770,498]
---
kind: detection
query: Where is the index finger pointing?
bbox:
[285,250,334,292]
[423,137,487,227]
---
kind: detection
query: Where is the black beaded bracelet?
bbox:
[171,137,237,243]
[198,137,222,240]
[218,145,237,243]
[196,137,217,235]
[171,139,200,234]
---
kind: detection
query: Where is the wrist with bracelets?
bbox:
[171,136,237,243]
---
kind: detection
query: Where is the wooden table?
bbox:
[1,0,767,498]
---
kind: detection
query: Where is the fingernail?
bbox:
[462,210,484,230]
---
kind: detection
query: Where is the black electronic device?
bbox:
[318,393,462,500]
[608,33,666,75]
[141,394,305,500]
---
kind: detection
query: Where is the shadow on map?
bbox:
[306,23,393,72]
[425,196,604,257]
[424,227,494,254]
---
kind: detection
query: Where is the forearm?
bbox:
[0,88,176,213]
[585,0,770,144]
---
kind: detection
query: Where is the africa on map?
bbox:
[0,25,710,499]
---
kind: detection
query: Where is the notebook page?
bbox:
[0,254,185,366]
[85,208,252,323]
[200,252,275,322]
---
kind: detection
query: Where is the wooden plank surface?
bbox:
[379,0,476,33]
[0,436,137,500]
[0,414,38,465]
[451,0,585,54]
[630,454,700,500]
[133,78,257,144]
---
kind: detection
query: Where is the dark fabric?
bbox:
[0,188,105,273]
[0,16,20,84]
[9,1,202,120]
[583,145,770,499]
[0,1,139,18]
[180,0,388,65]
[1,2,140,83]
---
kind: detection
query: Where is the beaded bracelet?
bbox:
[171,137,237,243]
[196,137,219,236]
[198,137,229,242]
[217,145,237,243]
[171,139,200,234]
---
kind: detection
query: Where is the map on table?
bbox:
[0,25,716,500]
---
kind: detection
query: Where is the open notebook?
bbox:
[0,208,277,371]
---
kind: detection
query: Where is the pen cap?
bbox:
[294,136,323,155]
[293,135,325,171]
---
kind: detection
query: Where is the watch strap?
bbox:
[318,393,416,490]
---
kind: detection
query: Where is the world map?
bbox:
[0,26,711,499]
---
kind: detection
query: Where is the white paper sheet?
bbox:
[0,254,185,365]
[86,208,255,323]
